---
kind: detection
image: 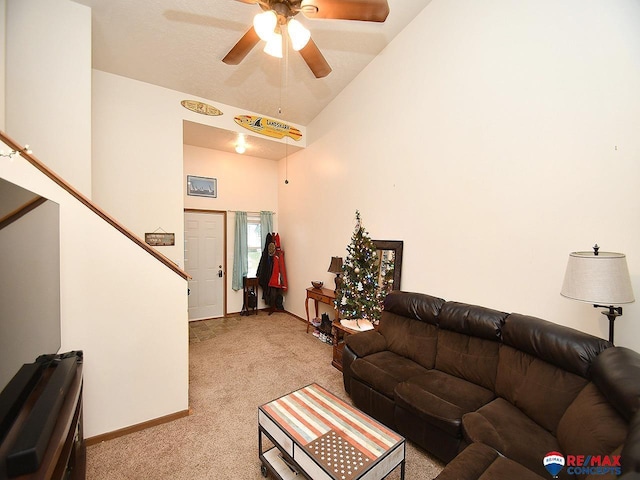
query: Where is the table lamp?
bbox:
[560,244,634,344]
[328,256,343,293]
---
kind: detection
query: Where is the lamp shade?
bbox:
[253,10,277,41]
[287,18,310,51]
[561,251,635,305]
[328,256,343,274]
[263,32,283,58]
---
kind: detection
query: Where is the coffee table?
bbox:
[258,383,405,480]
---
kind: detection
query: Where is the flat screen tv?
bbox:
[0,178,61,397]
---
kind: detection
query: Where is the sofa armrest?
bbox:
[342,345,357,394]
[345,330,387,358]
[622,410,640,475]
[342,332,387,395]
[592,347,640,421]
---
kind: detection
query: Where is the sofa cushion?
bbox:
[495,345,588,434]
[344,330,387,358]
[350,351,429,399]
[433,301,505,390]
[558,382,627,458]
[462,397,561,478]
[435,330,500,391]
[438,301,507,341]
[395,370,495,437]
[383,290,444,325]
[378,311,439,369]
[502,313,611,378]
[435,443,546,480]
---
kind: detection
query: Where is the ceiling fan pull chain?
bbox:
[278,57,283,115]
[284,29,289,94]
[282,32,290,185]
[278,30,289,116]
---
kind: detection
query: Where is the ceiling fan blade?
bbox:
[299,38,332,78]
[300,0,390,22]
[222,27,260,65]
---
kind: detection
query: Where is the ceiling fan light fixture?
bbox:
[263,31,283,58]
[287,18,310,51]
[253,10,277,41]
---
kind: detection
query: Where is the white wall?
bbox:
[5,0,91,196]
[0,142,189,438]
[0,0,6,131]
[2,0,188,440]
[2,0,295,440]
[92,70,304,272]
[92,71,186,267]
[278,0,640,350]
[184,145,279,313]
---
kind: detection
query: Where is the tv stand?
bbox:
[0,355,84,479]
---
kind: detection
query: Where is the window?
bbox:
[247,215,262,277]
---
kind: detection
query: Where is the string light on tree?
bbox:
[0,144,32,159]
[335,211,384,325]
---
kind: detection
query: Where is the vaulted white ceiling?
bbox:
[72,0,432,157]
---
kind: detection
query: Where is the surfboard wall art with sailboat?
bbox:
[234,115,302,141]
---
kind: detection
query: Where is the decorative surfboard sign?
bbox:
[181,100,223,116]
[234,115,302,141]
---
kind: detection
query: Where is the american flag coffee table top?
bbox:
[260,383,404,480]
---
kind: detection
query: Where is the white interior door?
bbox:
[184,212,225,321]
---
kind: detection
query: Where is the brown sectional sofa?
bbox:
[341,291,640,479]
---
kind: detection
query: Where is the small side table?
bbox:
[305,287,338,333]
[331,320,380,371]
[331,320,360,371]
[241,277,259,316]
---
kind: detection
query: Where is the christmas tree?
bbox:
[335,211,384,324]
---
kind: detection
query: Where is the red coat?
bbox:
[268,234,288,290]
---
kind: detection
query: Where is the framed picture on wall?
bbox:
[187,175,217,198]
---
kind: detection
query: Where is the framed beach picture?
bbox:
[187,175,217,198]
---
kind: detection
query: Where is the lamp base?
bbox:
[333,274,342,294]
[594,304,622,345]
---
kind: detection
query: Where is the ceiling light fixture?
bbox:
[253,10,277,41]
[254,10,310,59]
[287,19,310,51]
[235,134,247,154]
[263,31,283,58]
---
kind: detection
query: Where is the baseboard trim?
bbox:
[87,313,307,446]
[85,409,190,446]
[284,311,306,323]
[204,309,306,323]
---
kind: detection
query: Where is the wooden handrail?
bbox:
[0,131,190,280]
[0,195,47,230]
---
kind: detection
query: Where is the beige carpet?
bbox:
[86,313,444,479]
